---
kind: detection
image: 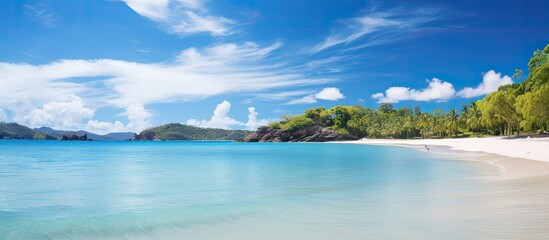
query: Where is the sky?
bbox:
[0,0,548,134]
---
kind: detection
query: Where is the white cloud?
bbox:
[122,0,170,21]
[314,87,345,101]
[0,42,331,133]
[124,105,153,132]
[17,95,95,130]
[286,87,345,105]
[312,7,440,52]
[245,107,270,130]
[186,101,243,129]
[171,11,233,36]
[457,70,513,98]
[85,120,127,135]
[186,102,271,130]
[0,108,7,122]
[123,0,234,36]
[4,93,146,134]
[372,78,456,103]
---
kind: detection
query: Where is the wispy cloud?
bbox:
[24,4,56,27]
[254,90,316,101]
[137,48,158,54]
[311,7,442,52]
[0,42,332,132]
[123,0,234,36]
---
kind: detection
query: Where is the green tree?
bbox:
[280,116,315,131]
[459,105,469,133]
[447,109,459,137]
[516,84,549,132]
[466,101,483,136]
[378,103,395,113]
[480,90,521,135]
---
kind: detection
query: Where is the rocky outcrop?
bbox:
[130,131,157,140]
[242,125,359,142]
[61,133,91,141]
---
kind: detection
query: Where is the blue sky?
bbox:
[0,0,548,133]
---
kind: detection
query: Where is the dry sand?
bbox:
[344,136,549,177]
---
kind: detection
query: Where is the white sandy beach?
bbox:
[345,136,549,176]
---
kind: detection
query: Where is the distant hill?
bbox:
[34,127,135,140]
[131,123,252,141]
[0,122,49,139]
[103,132,136,140]
[1,122,249,141]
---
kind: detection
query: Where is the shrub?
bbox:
[280,116,315,131]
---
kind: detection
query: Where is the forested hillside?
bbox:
[132,123,252,140]
[0,122,50,139]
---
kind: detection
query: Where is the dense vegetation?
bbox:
[135,123,252,140]
[265,44,549,139]
[0,122,49,139]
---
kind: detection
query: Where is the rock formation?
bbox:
[61,133,91,141]
[242,125,359,142]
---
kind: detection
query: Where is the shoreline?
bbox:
[340,136,549,178]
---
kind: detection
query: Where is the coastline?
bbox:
[341,136,549,177]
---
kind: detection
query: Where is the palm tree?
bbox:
[467,102,482,136]
[459,105,469,133]
[447,109,459,137]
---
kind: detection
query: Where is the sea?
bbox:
[1,140,548,239]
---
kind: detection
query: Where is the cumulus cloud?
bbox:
[16,95,95,130]
[286,87,345,105]
[245,107,271,130]
[4,94,148,134]
[124,105,153,132]
[0,42,331,133]
[186,101,270,130]
[186,101,243,129]
[457,70,513,98]
[372,78,456,103]
[123,0,233,36]
[315,87,345,100]
[85,120,127,135]
[312,7,441,52]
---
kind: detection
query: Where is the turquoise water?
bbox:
[0,140,547,239]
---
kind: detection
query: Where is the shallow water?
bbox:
[0,140,547,239]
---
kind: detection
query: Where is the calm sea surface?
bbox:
[0,140,548,239]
